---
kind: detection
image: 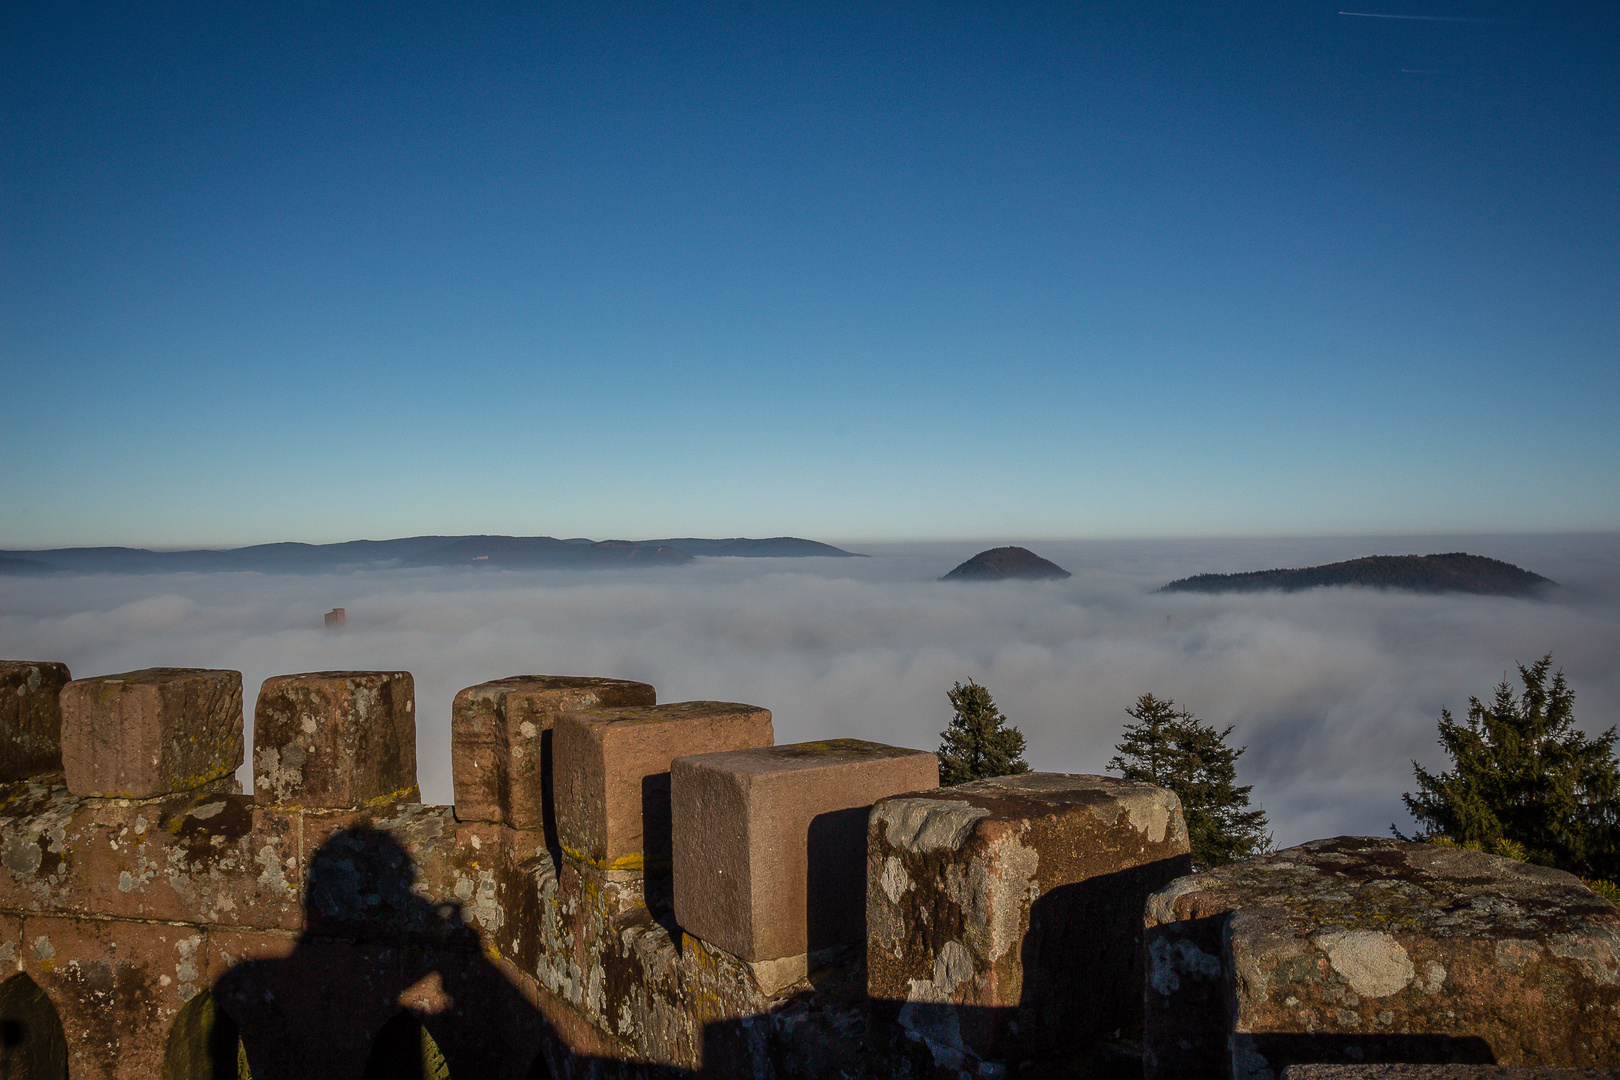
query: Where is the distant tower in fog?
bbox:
[324,608,345,629]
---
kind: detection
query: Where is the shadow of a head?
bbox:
[303,825,471,945]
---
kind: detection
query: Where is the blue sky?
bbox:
[4,1,1617,548]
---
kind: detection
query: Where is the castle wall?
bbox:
[2,659,1615,1079]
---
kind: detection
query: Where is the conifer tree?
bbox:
[1109,693,1271,870]
[1398,655,1620,881]
[938,679,1029,786]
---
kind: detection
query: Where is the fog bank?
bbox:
[3,533,1616,848]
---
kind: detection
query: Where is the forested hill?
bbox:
[942,546,1071,581]
[0,535,865,574]
[1160,553,1554,597]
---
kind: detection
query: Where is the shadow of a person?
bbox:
[205,824,869,1080]
[210,825,556,1080]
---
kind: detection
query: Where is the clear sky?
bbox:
[4,1,1616,549]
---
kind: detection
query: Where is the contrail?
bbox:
[1339,10,1505,22]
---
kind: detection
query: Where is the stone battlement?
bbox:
[1,659,1616,1079]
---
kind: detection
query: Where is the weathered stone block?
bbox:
[21,914,210,1080]
[868,772,1191,1066]
[553,701,773,871]
[451,675,655,830]
[1143,837,1620,1080]
[0,660,71,781]
[0,778,79,914]
[254,671,418,809]
[0,787,304,929]
[672,739,938,978]
[60,668,242,799]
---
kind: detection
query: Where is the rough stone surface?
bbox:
[0,660,70,781]
[553,701,773,870]
[1283,1068,1620,1079]
[253,671,418,809]
[450,675,655,830]
[2,774,865,1077]
[19,913,211,1080]
[1143,836,1620,1080]
[867,772,1192,1067]
[0,782,301,927]
[1,774,756,1078]
[672,739,939,969]
[60,668,243,799]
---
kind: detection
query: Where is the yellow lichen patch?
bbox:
[362,785,421,810]
[560,843,645,873]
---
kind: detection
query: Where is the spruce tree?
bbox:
[1109,693,1271,870]
[938,679,1030,786]
[1398,655,1620,881]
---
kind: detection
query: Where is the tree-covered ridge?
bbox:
[941,546,1071,581]
[0,535,866,574]
[1160,552,1553,597]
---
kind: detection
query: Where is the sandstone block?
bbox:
[867,773,1192,1065]
[254,671,418,808]
[451,675,655,830]
[21,914,211,1080]
[0,660,70,781]
[553,701,772,871]
[0,787,304,929]
[1143,837,1620,1080]
[671,739,938,975]
[60,668,243,799]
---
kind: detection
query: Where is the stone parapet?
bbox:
[0,772,837,1076]
[0,660,71,782]
[60,668,243,799]
[1143,836,1620,1080]
[450,675,655,831]
[552,701,773,872]
[672,738,939,991]
[867,772,1192,1070]
[9,659,1618,1080]
[253,671,418,809]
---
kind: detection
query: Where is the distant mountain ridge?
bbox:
[0,555,56,575]
[0,535,866,575]
[404,536,694,569]
[1160,553,1554,597]
[642,537,864,558]
[942,546,1071,581]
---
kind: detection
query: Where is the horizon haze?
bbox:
[3,531,1616,850]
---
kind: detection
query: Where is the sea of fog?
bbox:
[3,533,1617,849]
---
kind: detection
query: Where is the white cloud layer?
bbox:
[3,534,1617,848]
